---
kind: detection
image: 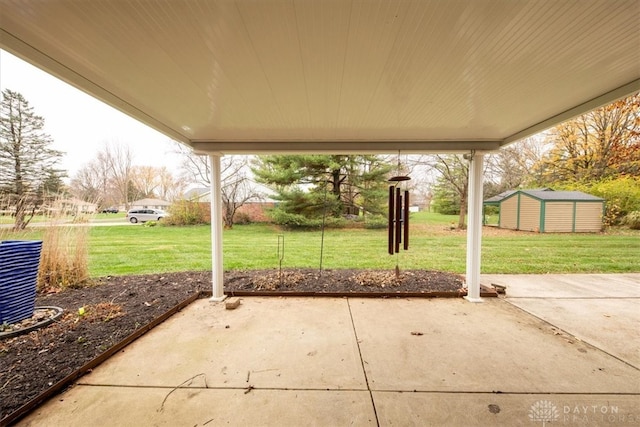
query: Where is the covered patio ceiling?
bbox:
[1,0,638,155]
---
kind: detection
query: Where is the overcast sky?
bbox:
[0,49,185,178]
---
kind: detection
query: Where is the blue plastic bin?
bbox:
[0,240,43,324]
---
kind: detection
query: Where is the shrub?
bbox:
[363,215,388,229]
[269,209,346,229]
[602,203,622,228]
[234,211,252,225]
[561,176,640,224]
[323,216,347,229]
[623,211,640,230]
[164,201,210,226]
[269,210,310,228]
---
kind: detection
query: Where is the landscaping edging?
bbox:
[225,284,498,298]
[1,291,209,427]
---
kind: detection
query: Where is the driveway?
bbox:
[484,273,640,368]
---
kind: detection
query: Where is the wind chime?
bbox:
[388,157,411,255]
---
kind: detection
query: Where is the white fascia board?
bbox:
[190,140,503,155]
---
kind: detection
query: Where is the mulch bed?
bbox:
[0,268,469,424]
[225,268,466,296]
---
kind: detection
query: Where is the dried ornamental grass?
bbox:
[253,271,307,290]
[37,223,90,291]
[353,270,403,287]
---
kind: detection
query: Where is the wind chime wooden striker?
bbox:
[388,157,411,255]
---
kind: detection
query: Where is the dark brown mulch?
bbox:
[225,268,465,296]
[0,269,464,423]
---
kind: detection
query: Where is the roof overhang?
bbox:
[1,0,639,154]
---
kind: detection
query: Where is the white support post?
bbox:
[465,152,484,302]
[209,154,226,302]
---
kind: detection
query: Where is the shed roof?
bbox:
[1,0,638,155]
[484,191,517,204]
[522,190,604,202]
[484,188,550,203]
[485,189,604,204]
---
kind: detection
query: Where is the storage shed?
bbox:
[484,189,605,233]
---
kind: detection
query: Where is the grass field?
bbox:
[2,212,638,277]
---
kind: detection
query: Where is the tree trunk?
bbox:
[458,191,467,229]
[331,170,342,199]
[223,203,235,229]
[13,197,26,231]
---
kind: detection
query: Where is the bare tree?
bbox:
[404,155,436,211]
[131,165,160,199]
[174,142,211,185]
[411,155,470,228]
[69,142,134,209]
[484,138,546,197]
[70,158,110,207]
[173,142,263,227]
[220,156,264,228]
[72,141,190,209]
[432,155,470,229]
[156,166,187,201]
[100,142,135,209]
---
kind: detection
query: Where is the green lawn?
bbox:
[2,212,638,277]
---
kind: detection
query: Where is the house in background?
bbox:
[128,198,171,211]
[48,198,97,215]
[0,198,97,217]
[484,189,605,233]
[184,188,274,223]
[184,188,210,202]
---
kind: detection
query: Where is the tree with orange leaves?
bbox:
[535,92,640,183]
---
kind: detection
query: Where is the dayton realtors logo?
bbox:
[529,400,638,424]
[529,400,560,426]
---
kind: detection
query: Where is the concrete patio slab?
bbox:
[21,386,377,427]
[374,392,640,426]
[81,297,366,390]
[349,298,640,393]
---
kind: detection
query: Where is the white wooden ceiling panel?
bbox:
[295,0,352,139]
[1,0,638,153]
[236,1,311,131]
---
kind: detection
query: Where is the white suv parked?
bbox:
[126,209,169,223]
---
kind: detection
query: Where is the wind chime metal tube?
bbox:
[395,187,402,253]
[388,183,410,254]
[403,190,410,250]
[388,186,395,255]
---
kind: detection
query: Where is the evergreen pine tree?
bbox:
[0,89,64,229]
